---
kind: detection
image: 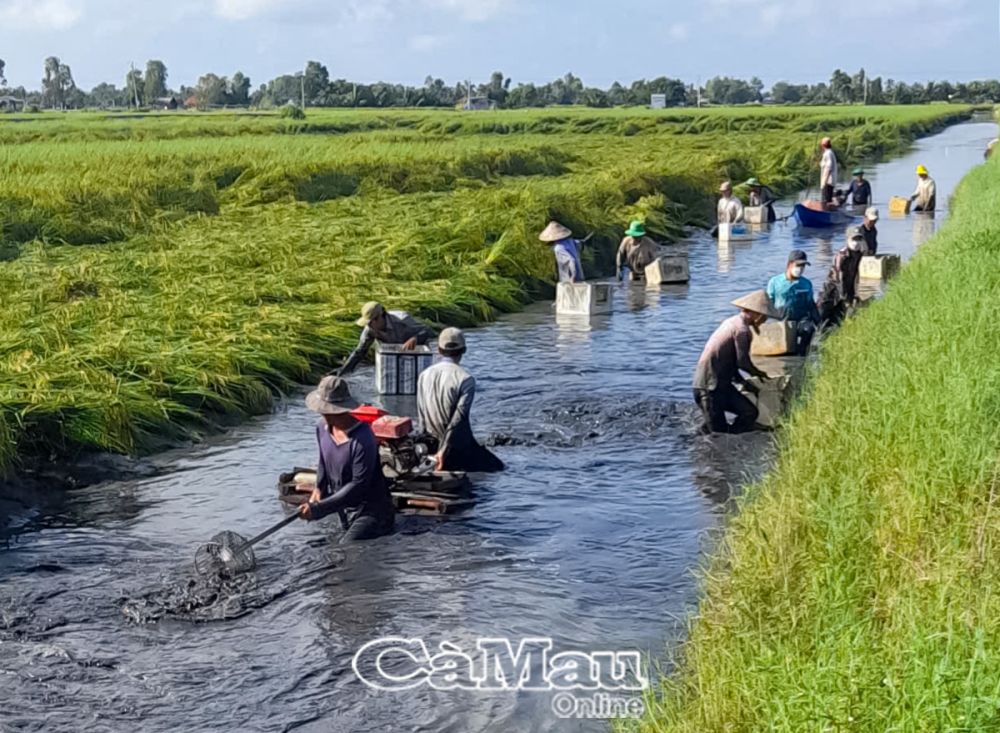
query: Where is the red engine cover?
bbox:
[351,405,388,425]
[372,415,413,440]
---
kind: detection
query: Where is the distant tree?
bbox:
[88,82,125,108]
[302,61,329,105]
[195,73,228,107]
[829,69,853,103]
[228,71,251,105]
[0,59,6,87]
[42,56,61,108]
[125,67,143,106]
[705,76,755,104]
[771,81,803,104]
[506,82,542,108]
[144,60,168,103]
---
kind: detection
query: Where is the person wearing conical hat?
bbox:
[339,301,436,375]
[692,291,777,434]
[615,220,659,282]
[910,164,936,212]
[417,328,504,473]
[539,220,585,283]
[299,376,395,541]
[745,178,777,223]
[717,181,744,225]
[843,167,872,207]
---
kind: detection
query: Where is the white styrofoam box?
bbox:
[644,254,690,285]
[739,375,791,428]
[718,223,753,242]
[744,206,768,225]
[375,344,434,395]
[859,254,901,280]
[750,320,797,357]
[556,282,613,316]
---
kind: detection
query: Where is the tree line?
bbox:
[3,58,1000,110]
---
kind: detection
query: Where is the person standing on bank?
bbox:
[910,165,937,212]
[767,250,821,356]
[616,220,659,282]
[819,137,839,210]
[692,290,777,434]
[855,207,879,255]
[817,231,866,327]
[539,221,586,283]
[417,328,504,473]
[843,167,872,206]
[746,178,777,222]
[299,376,396,542]
[339,302,436,375]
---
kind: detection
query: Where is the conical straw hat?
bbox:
[731,289,781,319]
[538,221,572,242]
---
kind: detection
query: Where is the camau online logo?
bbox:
[352,637,649,720]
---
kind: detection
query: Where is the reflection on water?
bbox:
[0,121,994,733]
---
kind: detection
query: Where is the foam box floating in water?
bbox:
[888,196,911,215]
[741,375,790,428]
[375,344,434,395]
[717,223,753,242]
[744,206,768,225]
[556,282,613,316]
[859,254,901,281]
[751,320,798,357]
[644,254,690,285]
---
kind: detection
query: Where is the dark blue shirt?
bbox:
[313,421,394,521]
[844,179,872,205]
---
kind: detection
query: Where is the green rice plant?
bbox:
[0,104,973,470]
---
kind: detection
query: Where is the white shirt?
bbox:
[821,148,838,188]
[717,196,744,224]
[913,177,936,209]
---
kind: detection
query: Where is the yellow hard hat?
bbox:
[916,164,928,175]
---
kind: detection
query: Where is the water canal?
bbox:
[1,119,994,733]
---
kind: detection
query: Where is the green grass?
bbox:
[628,147,1000,730]
[0,105,974,469]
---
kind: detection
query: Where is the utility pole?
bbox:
[300,71,305,110]
[130,62,140,108]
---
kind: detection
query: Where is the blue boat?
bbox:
[794,202,856,228]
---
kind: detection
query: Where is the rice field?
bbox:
[0,105,973,470]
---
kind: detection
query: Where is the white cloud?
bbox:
[0,0,81,29]
[704,0,964,31]
[425,0,510,22]
[214,0,290,20]
[666,22,689,41]
[409,33,448,51]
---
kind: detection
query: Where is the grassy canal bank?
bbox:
[0,105,973,471]
[631,151,1000,728]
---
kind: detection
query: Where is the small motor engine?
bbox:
[352,406,436,478]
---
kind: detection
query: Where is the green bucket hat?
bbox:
[852,167,864,176]
[625,220,646,237]
[745,177,761,187]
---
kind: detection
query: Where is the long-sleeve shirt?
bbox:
[693,315,767,392]
[855,222,878,255]
[341,310,435,374]
[616,236,659,275]
[843,179,872,205]
[417,358,477,460]
[912,177,937,210]
[553,238,585,283]
[749,186,777,207]
[717,196,744,224]
[312,421,394,522]
[767,273,820,323]
[820,148,839,188]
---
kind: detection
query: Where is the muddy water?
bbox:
[1,120,994,733]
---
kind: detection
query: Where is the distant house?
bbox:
[183,96,199,109]
[154,96,181,110]
[0,96,25,112]
[459,96,495,111]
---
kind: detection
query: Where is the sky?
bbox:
[0,0,996,91]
